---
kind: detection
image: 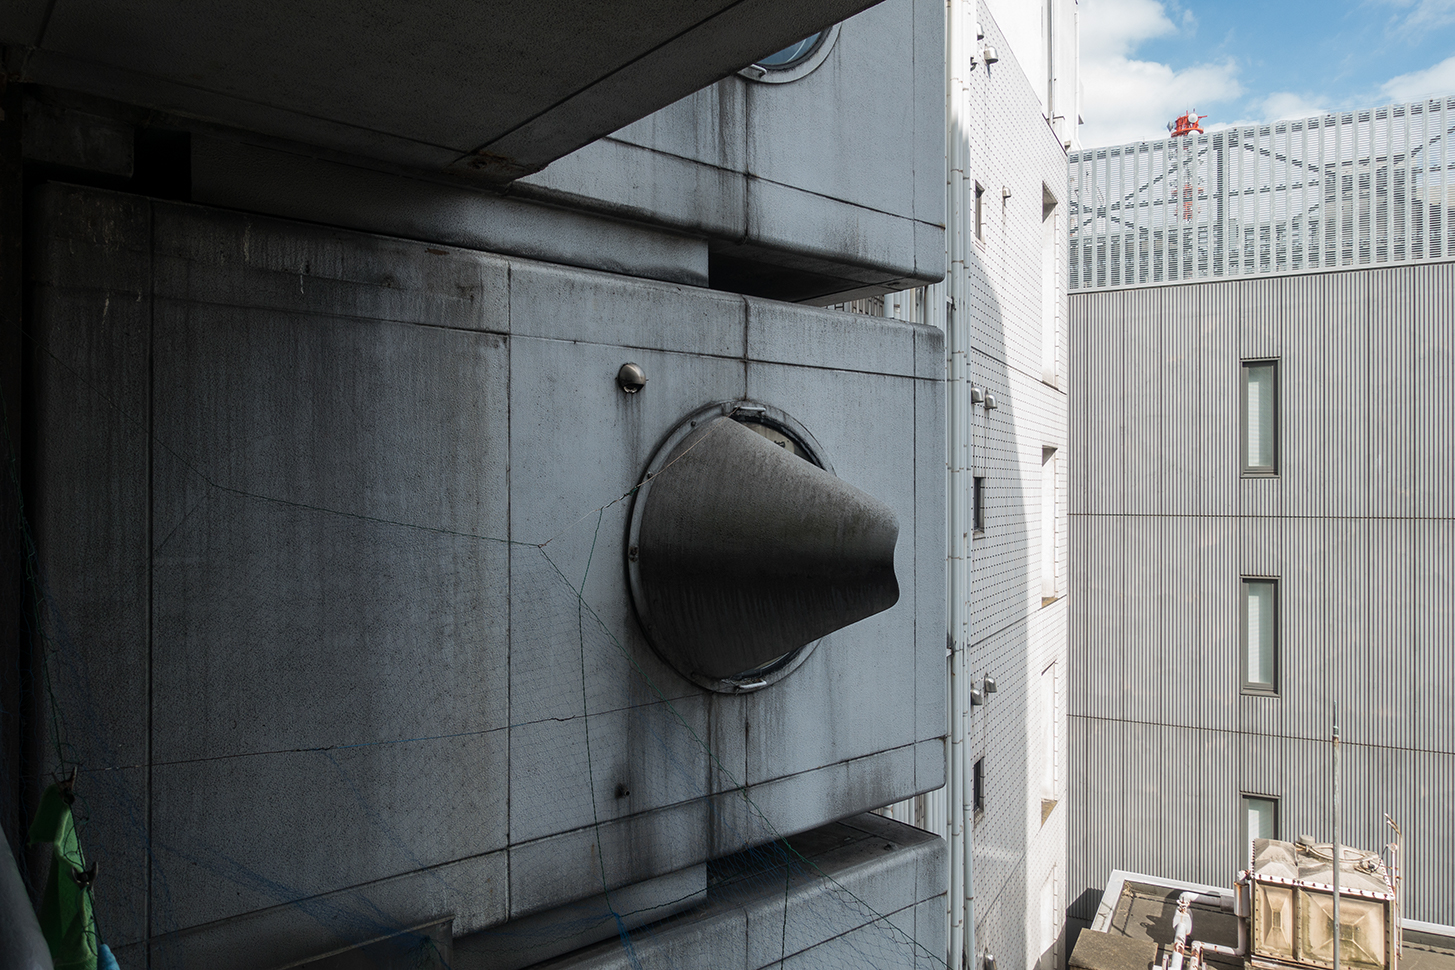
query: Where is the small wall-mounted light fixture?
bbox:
[984,952,998,970]
[970,686,985,706]
[1001,186,1012,201]
[984,393,999,411]
[984,676,997,694]
[971,386,985,404]
[982,46,999,65]
[617,362,647,394]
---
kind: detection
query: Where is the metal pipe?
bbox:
[958,1,977,962]
[1386,814,1402,968]
[944,0,971,962]
[1172,892,1194,970]
[1179,885,1250,961]
[1176,890,1228,910]
[1333,707,1342,970]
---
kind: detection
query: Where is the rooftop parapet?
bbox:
[1069,95,1455,291]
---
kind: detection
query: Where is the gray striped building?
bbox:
[1066,97,1455,943]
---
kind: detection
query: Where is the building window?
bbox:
[1041,185,1060,385]
[739,24,841,83]
[973,476,986,535]
[1242,360,1278,474]
[1242,794,1279,861]
[1037,866,1060,970]
[973,757,986,813]
[1039,660,1059,824]
[757,34,825,67]
[1041,448,1057,602]
[974,183,985,242]
[1242,578,1278,692]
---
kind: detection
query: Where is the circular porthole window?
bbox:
[738,23,841,84]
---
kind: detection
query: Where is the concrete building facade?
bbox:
[2,2,958,968]
[1066,98,1455,945]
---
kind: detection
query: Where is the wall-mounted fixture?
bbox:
[982,46,999,64]
[1001,186,1012,201]
[628,402,900,693]
[984,393,998,411]
[971,386,985,404]
[984,952,998,970]
[984,676,997,694]
[970,686,985,706]
[616,362,647,393]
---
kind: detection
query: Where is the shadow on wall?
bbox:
[960,228,1044,970]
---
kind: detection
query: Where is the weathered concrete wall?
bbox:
[28,182,945,967]
[503,813,947,970]
[516,0,946,304]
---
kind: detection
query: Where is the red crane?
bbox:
[1166,110,1208,222]
[1168,110,1207,138]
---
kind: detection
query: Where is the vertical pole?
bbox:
[954,9,977,970]
[945,3,965,967]
[1333,703,1341,970]
[1396,821,1403,964]
[1385,814,1402,970]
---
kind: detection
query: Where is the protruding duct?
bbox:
[628,415,899,687]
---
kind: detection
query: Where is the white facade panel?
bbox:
[1071,97,1455,292]
[865,2,1072,967]
[1069,261,1455,937]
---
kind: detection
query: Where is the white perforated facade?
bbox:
[868,3,1072,969]
[1070,96,1455,291]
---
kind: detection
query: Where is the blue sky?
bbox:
[1079,0,1455,146]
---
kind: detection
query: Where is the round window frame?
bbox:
[625,400,834,694]
[737,23,841,84]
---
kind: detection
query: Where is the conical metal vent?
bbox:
[628,414,899,689]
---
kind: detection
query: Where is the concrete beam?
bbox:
[2,0,886,182]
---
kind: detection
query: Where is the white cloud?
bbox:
[1080,0,1178,59]
[1378,0,1455,31]
[1211,92,1333,130]
[1379,53,1455,102]
[1258,92,1332,121]
[1079,0,1242,147]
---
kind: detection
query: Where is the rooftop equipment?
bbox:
[1156,837,1399,970]
[1247,838,1396,970]
[1167,110,1207,137]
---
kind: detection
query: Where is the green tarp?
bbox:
[27,782,99,970]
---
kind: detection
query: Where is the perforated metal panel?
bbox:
[1070,96,1455,291]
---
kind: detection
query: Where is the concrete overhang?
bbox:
[0,0,884,182]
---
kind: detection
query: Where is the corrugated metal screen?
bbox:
[1070,96,1455,291]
